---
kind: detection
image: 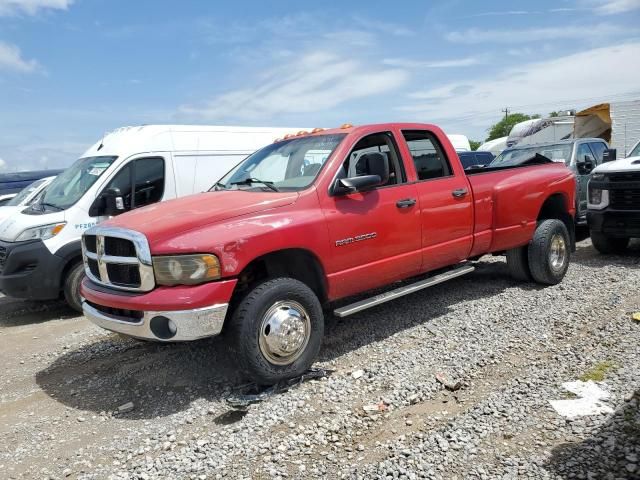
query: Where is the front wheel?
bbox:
[228,277,324,385]
[590,231,629,254]
[528,219,571,285]
[63,261,85,313]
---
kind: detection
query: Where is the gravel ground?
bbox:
[1,238,639,480]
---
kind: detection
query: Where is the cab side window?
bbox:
[338,132,405,187]
[134,158,164,208]
[577,143,596,164]
[589,142,607,165]
[402,130,452,180]
[103,157,165,210]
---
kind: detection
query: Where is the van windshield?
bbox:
[40,156,117,210]
[491,143,572,167]
[215,134,346,192]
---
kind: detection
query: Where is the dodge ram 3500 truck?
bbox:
[81,123,576,384]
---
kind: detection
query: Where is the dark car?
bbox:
[0,169,64,197]
[458,151,494,169]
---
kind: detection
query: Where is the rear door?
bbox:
[399,130,473,272]
[320,131,421,298]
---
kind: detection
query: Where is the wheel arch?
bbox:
[230,248,328,308]
[537,193,575,251]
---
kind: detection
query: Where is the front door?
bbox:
[575,142,597,222]
[320,131,422,299]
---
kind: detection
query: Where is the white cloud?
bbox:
[446,23,624,43]
[397,42,640,133]
[383,56,484,68]
[0,0,72,16]
[179,51,408,121]
[0,157,7,171]
[0,41,39,73]
[591,0,640,14]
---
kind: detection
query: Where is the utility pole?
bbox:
[502,107,510,120]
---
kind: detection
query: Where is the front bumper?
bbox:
[83,300,228,341]
[81,277,238,341]
[0,239,65,300]
[587,210,640,238]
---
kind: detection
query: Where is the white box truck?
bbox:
[0,125,307,311]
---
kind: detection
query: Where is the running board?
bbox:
[333,264,475,318]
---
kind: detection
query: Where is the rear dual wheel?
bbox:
[506,219,570,285]
[228,277,324,385]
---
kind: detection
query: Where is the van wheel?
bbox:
[63,261,85,313]
[506,245,532,281]
[528,219,570,285]
[590,231,629,254]
[228,277,324,385]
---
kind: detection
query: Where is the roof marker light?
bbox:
[341,123,353,129]
[297,130,309,136]
[311,127,324,133]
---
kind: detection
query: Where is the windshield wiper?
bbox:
[212,181,228,191]
[230,177,279,192]
[39,201,63,211]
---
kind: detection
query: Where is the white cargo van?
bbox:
[0,125,307,311]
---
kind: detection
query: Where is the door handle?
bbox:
[396,198,416,209]
[452,188,468,198]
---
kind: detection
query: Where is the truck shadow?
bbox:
[545,389,639,479]
[0,297,77,327]
[34,259,529,420]
[571,239,640,268]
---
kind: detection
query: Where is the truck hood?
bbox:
[593,156,640,173]
[103,190,299,246]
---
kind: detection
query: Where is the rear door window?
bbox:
[402,130,452,180]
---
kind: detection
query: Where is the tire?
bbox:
[590,231,629,254]
[528,219,571,285]
[228,277,324,385]
[63,261,85,313]
[506,245,532,281]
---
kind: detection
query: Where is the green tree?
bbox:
[469,140,482,151]
[486,113,540,141]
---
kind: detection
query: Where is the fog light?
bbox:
[149,316,177,340]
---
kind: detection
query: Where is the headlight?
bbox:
[15,222,66,242]
[153,254,221,286]
[588,187,609,210]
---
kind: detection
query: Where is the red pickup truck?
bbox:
[81,123,576,383]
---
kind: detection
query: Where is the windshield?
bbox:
[216,134,346,192]
[40,156,117,210]
[6,177,48,206]
[491,143,572,167]
[630,142,640,157]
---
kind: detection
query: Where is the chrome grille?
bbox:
[82,226,155,292]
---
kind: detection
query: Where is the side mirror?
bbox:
[602,148,616,163]
[335,175,383,194]
[103,187,125,216]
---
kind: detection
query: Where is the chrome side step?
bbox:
[333,264,475,318]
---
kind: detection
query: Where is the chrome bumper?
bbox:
[82,301,228,341]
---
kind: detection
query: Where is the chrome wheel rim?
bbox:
[258,300,311,366]
[549,233,567,272]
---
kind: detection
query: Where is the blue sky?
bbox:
[0,0,639,171]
